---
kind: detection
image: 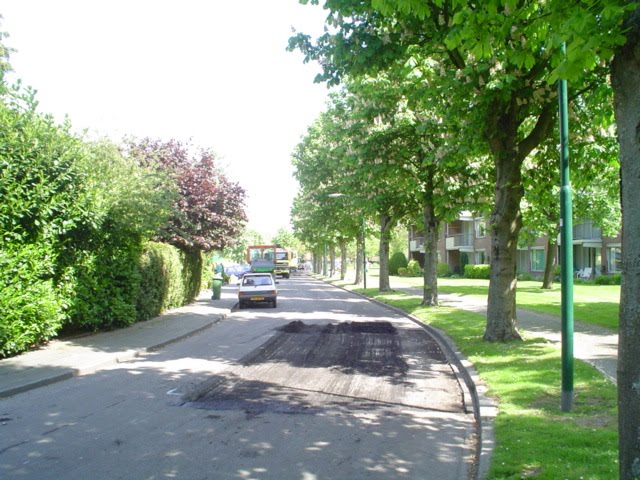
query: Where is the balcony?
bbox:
[573,222,602,242]
[410,237,425,252]
[445,233,475,250]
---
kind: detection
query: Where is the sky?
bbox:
[0,0,331,240]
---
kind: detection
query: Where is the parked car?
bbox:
[238,272,278,308]
[225,263,251,278]
[299,262,313,273]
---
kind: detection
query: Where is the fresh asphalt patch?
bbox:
[183,320,464,415]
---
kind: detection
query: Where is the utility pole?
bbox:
[362,216,367,290]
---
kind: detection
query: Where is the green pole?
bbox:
[362,216,367,290]
[558,61,574,412]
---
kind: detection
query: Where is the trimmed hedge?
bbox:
[136,242,203,322]
[69,239,143,330]
[1,240,204,357]
[464,264,491,279]
[595,273,622,285]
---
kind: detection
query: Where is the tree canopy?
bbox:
[124,138,248,252]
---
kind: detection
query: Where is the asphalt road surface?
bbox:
[0,275,475,479]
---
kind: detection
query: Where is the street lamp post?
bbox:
[558,47,574,413]
[362,215,367,290]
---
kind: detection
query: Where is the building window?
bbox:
[607,246,622,273]
[475,220,487,238]
[516,250,528,273]
[530,248,545,272]
[475,250,486,265]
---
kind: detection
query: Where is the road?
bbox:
[0,275,476,479]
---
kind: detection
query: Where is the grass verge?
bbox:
[360,287,618,480]
[388,277,619,331]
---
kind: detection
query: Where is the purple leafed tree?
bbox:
[126,138,248,251]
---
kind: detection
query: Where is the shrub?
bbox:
[437,262,451,277]
[464,264,491,279]
[595,275,619,285]
[518,272,535,281]
[0,245,65,357]
[407,260,423,277]
[389,252,409,275]
[398,260,422,277]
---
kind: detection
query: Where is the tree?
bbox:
[519,83,620,288]
[610,4,640,478]
[221,228,264,264]
[310,79,427,292]
[290,0,625,341]
[347,60,491,305]
[125,138,248,252]
[270,228,296,249]
[291,94,370,284]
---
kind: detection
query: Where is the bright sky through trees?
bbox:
[1,0,330,239]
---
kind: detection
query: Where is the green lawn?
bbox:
[388,276,620,330]
[356,288,619,480]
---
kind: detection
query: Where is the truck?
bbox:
[246,245,296,278]
[247,245,277,274]
[275,247,297,278]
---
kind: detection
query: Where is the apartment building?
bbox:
[408,214,621,277]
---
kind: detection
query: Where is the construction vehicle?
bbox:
[247,245,277,274]
[274,247,295,278]
[246,245,297,278]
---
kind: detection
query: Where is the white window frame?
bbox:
[530,248,545,272]
[607,246,622,273]
[475,219,487,239]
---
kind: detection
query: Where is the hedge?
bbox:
[437,262,452,277]
[0,245,66,357]
[464,264,491,279]
[136,242,203,322]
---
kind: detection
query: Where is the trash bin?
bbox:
[211,276,223,300]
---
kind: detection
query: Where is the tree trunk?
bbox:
[379,213,394,292]
[483,87,555,341]
[314,249,321,275]
[484,138,524,341]
[422,202,439,306]
[355,236,363,285]
[611,10,640,478]
[541,236,557,289]
[329,245,336,277]
[339,240,347,281]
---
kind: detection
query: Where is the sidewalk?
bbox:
[0,287,238,398]
[397,286,618,383]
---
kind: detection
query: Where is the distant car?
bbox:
[238,272,278,308]
[225,264,251,278]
